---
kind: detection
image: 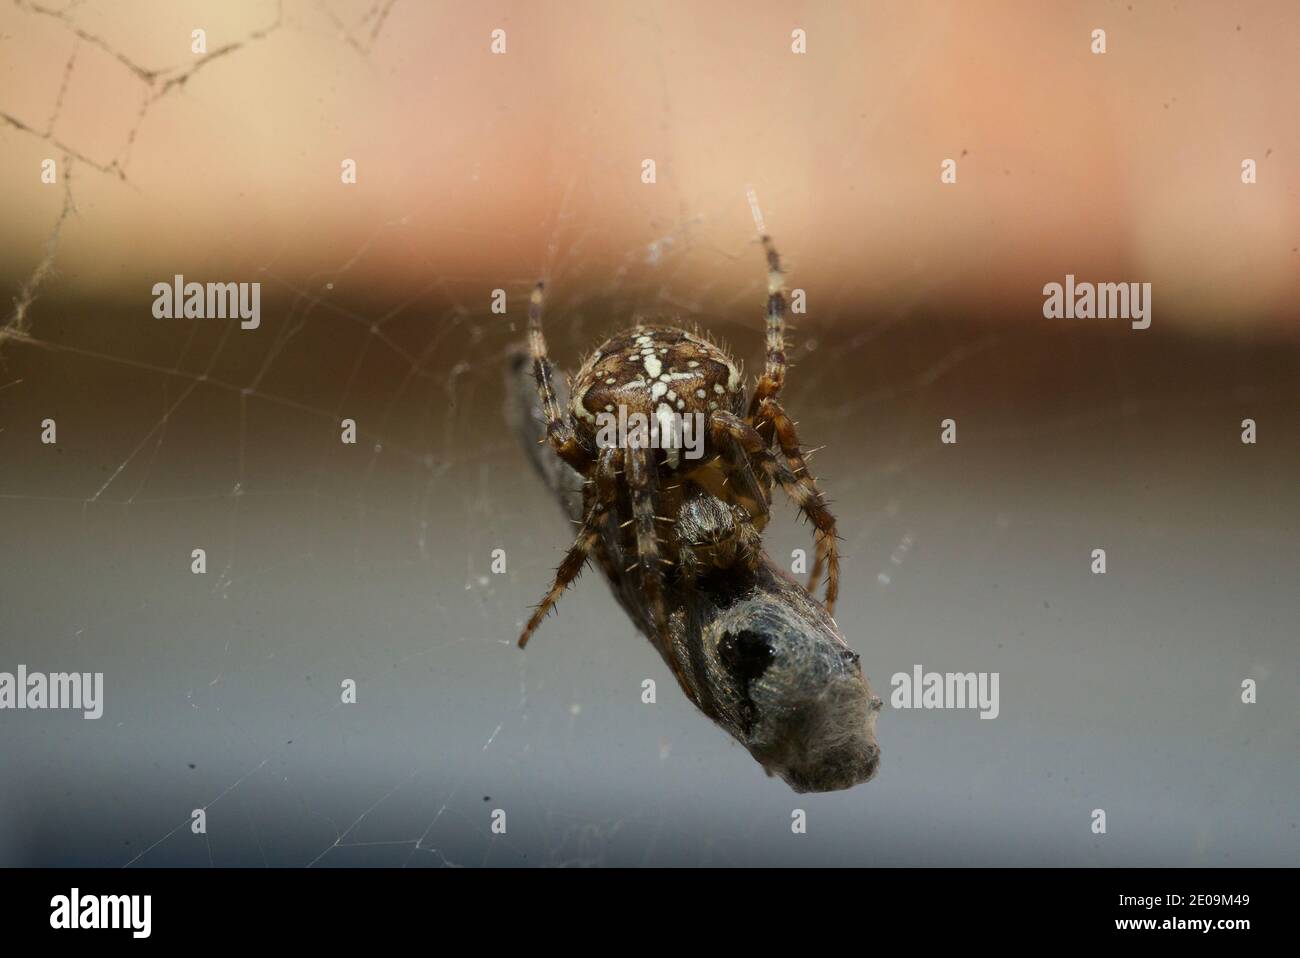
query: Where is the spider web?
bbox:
[1,1,1297,869]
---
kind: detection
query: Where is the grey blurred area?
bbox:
[0,296,1297,867]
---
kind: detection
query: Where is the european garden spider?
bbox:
[519,237,840,664]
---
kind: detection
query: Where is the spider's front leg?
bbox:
[528,281,593,473]
[747,234,788,417]
[517,446,619,648]
[752,398,840,615]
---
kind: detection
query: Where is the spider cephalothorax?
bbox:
[520,237,840,699]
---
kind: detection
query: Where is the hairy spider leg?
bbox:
[528,281,592,473]
[753,398,840,611]
[623,441,699,701]
[732,234,841,614]
[713,410,840,615]
[748,235,788,419]
[707,411,772,522]
[517,446,620,647]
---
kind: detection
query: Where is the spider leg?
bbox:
[625,442,669,639]
[712,410,838,612]
[625,441,699,702]
[706,411,772,524]
[517,446,618,648]
[806,534,829,601]
[752,398,840,615]
[747,235,787,418]
[769,459,839,615]
[528,281,593,473]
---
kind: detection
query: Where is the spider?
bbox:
[519,236,840,670]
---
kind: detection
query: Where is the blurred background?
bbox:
[0,0,1296,866]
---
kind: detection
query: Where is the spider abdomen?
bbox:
[569,325,745,443]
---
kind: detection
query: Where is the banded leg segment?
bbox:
[714,409,839,615]
[625,442,669,642]
[528,281,592,472]
[753,398,839,614]
[625,442,696,700]
[517,446,618,647]
[759,395,837,613]
[748,235,788,417]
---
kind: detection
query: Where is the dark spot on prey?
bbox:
[718,629,775,735]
